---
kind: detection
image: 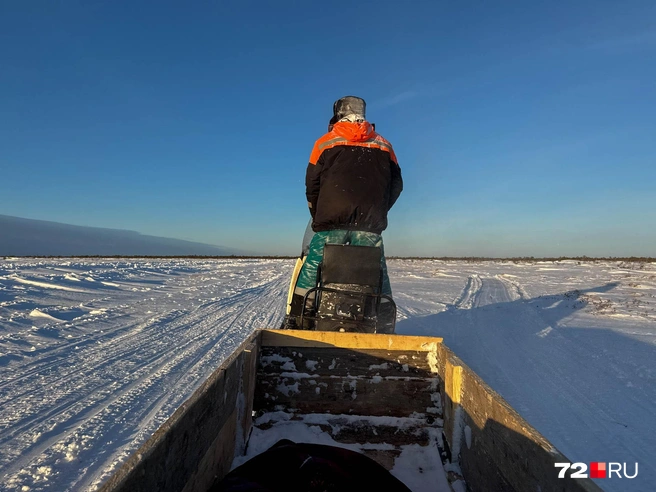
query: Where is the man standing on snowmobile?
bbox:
[286,96,403,329]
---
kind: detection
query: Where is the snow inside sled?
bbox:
[299,244,397,333]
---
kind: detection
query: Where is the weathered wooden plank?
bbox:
[255,415,437,446]
[259,346,437,377]
[251,413,440,471]
[442,357,462,447]
[238,341,259,449]
[98,331,260,492]
[184,340,260,492]
[438,344,601,492]
[254,374,440,418]
[261,329,443,351]
[182,407,238,492]
[321,418,433,446]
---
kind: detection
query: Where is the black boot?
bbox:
[376,299,396,334]
[281,294,302,329]
[281,314,297,329]
[286,293,316,330]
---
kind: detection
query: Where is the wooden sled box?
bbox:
[99,329,600,492]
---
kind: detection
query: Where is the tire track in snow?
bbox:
[0,263,290,491]
[453,274,482,309]
[440,275,656,492]
[0,310,188,396]
[495,274,528,301]
[2,279,279,447]
[82,274,287,489]
[0,271,283,398]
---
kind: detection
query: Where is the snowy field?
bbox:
[1,258,655,491]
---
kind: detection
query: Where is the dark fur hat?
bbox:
[329,96,366,126]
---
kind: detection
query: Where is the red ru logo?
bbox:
[590,462,607,479]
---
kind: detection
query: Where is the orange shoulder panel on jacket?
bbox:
[308,131,399,166]
[309,131,339,165]
[372,133,398,165]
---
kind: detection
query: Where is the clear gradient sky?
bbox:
[1,1,655,256]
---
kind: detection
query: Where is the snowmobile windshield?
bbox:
[301,219,313,256]
[332,121,374,142]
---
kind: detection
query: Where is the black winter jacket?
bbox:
[306,121,403,235]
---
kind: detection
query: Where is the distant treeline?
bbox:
[387,256,656,262]
[3,255,655,262]
[1,255,295,260]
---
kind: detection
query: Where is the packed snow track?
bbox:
[0,259,288,490]
[1,258,655,491]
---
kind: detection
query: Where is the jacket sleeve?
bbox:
[388,160,403,210]
[305,153,323,218]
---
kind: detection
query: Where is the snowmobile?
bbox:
[283,222,397,333]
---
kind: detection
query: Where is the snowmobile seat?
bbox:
[301,244,396,333]
[320,244,382,292]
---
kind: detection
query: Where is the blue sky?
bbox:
[1,1,655,256]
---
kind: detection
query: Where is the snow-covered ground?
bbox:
[1,258,655,491]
